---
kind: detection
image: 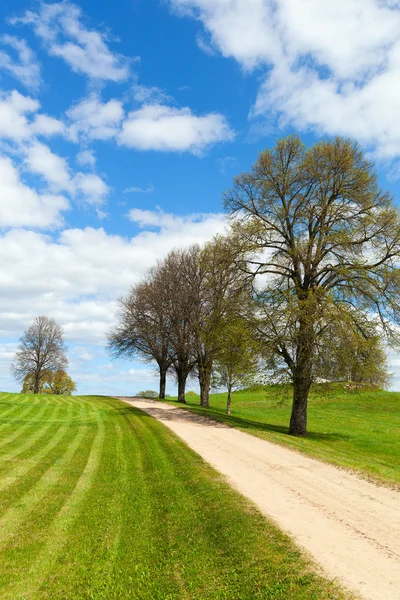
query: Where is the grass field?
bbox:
[167,385,400,487]
[0,392,348,600]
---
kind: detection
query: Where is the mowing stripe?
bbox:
[0,402,57,452]
[0,419,67,497]
[0,404,66,477]
[7,410,105,600]
[0,423,88,547]
[0,397,41,430]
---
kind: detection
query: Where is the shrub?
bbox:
[136,390,159,399]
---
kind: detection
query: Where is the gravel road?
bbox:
[116,397,400,600]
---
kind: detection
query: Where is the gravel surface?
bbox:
[116,397,400,600]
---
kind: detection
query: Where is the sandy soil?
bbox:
[116,397,400,600]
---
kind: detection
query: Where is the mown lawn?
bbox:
[167,385,400,487]
[0,392,348,600]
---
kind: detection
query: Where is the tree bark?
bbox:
[33,373,40,394]
[159,366,167,399]
[198,361,212,407]
[226,385,232,415]
[177,371,187,404]
[289,327,313,436]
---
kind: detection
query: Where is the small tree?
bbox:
[49,370,77,395]
[213,319,260,415]
[21,369,76,395]
[12,316,68,394]
[194,236,250,408]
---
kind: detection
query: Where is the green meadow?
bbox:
[0,392,347,600]
[168,385,400,487]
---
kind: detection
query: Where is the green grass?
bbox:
[0,392,348,600]
[166,384,400,487]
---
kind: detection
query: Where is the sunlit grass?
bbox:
[0,392,348,599]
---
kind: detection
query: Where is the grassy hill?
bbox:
[167,384,400,487]
[0,392,348,599]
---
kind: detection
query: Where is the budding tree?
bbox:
[225,136,400,436]
[12,316,68,394]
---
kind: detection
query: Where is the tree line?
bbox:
[108,136,400,436]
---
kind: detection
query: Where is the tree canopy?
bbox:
[224,136,400,435]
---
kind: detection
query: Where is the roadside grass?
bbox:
[165,385,400,487]
[0,392,349,600]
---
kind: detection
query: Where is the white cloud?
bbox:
[124,184,154,194]
[11,1,130,82]
[0,90,64,142]
[118,104,234,153]
[67,95,124,141]
[132,83,173,104]
[30,114,65,137]
[74,173,109,205]
[0,35,41,91]
[170,0,400,159]
[76,149,96,167]
[0,90,39,142]
[24,140,72,192]
[0,155,69,228]
[0,211,226,340]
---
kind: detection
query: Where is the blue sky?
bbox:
[1,0,400,395]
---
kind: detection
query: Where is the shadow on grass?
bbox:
[114,397,351,443]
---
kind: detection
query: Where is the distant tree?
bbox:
[12,316,68,394]
[49,370,77,395]
[157,247,199,403]
[108,276,172,399]
[213,318,261,415]
[136,390,159,399]
[225,136,400,435]
[21,369,76,395]
[194,236,250,408]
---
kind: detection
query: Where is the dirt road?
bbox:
[117,398,400,600]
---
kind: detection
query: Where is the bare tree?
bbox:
[225,136,400,436]
[157,247,199,403]
[12,316,68,394]
[108,275,172,399]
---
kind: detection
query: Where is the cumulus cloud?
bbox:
[118,104,234,153]
[170,0,400,160]
[0,35,41,91]
[76,149,96,168]
[0,155,69,228]
[67,95,124,141]
[0,211,226,340]
[0,90,65,142]
[11,1,130,82]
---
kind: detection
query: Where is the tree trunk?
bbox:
[226,385,232,415]
[177,371,187,404]
[159,366,167,399]
[198,361,212,408]
[33,372,40,394]
[289,328,313,436]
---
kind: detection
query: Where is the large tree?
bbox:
[225,136,400,436]
[12,316,68,394]
[108,275,172,399]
